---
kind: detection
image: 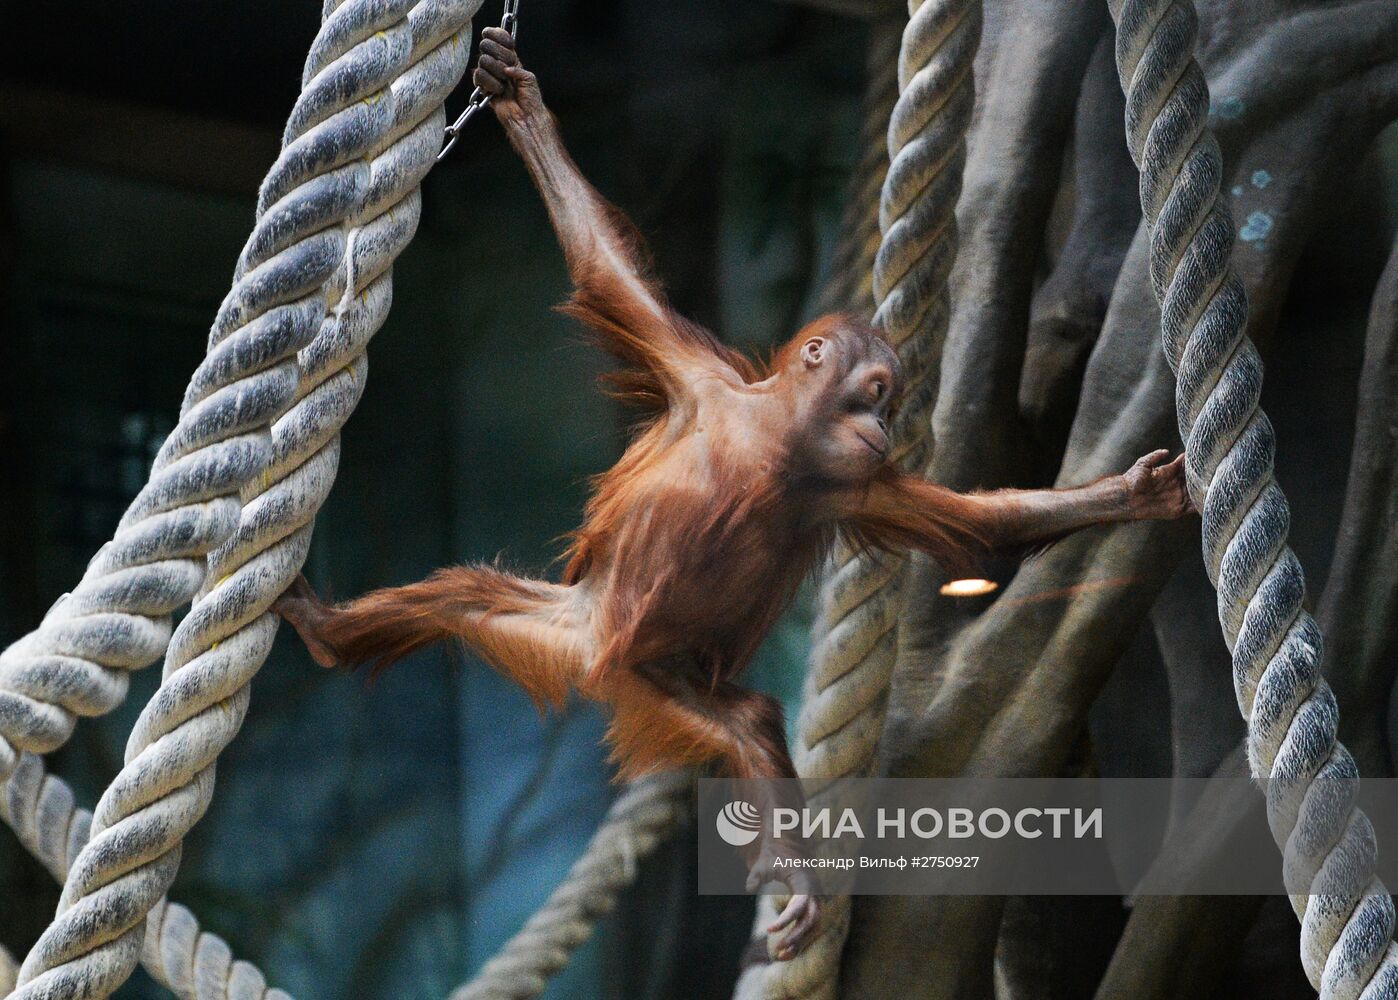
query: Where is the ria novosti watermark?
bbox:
[698,777,1398,898]
[716,800,763,846]
[766,801,1103,840]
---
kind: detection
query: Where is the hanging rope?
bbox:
[450,771,691,1000]
[1108,1,1398,995]
[736,4,981,997]
[1,752,291,1000]
[6,1,481,995]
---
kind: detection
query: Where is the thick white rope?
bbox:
[5,1,481,995]
[735,4,981,997]
[1109,1,1398,995]
[1,751,291,999]
[449,772,691,1000]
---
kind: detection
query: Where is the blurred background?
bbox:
[0,2,868,996]
[4,2,1397,999]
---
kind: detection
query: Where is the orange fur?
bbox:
[277,141,1001,784]
[278,310,996,782]
[291,567,581,708]
[839,467,1000,579]
[555,201,761,419]
[268,61,1186,952]
[596,667,793,783]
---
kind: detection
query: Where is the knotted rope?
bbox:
[1109,0,1398,995]
[736,3,981,996]
[6,1,481,995]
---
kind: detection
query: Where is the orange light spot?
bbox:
[940,578,998,598]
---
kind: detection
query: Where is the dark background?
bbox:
[0,2,868,997]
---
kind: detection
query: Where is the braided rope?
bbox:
[1109,1,1398,995]
[450,772,691,1000]
[0,94,335,786]
[799,0,979,797]
[9,1,481,995]
[737,5,981,996]
[1,752,291,999]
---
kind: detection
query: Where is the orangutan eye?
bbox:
[870,380,886,402]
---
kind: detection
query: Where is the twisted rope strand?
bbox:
[0,74,351,785]
[811,0,979,794]
[1,752,292,1000]
[450,772,691,1000]
[737,5,981,997]
[10,1,481,995]
[1109,1,1398,995]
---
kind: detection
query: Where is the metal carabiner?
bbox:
[438,0,522,162]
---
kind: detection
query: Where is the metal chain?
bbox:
[438,0,520,160]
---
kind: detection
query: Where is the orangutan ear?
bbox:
[800,337,826,369]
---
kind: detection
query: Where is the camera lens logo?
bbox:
[716,800,762,847]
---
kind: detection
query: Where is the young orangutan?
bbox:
[274,28,1192,960]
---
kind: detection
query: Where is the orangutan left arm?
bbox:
[965,449,1192,549]
[844,449,1192,567]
